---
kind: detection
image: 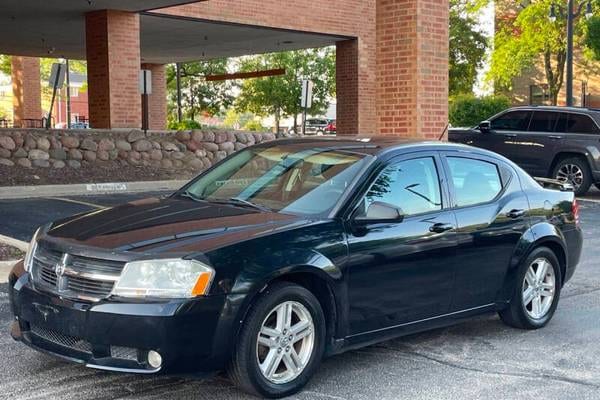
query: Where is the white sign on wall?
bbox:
[139,70,152,95]
[301,79,313,109]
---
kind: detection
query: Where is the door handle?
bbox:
[504,133,517,138]
[506,209,526,219]
[429,223,454,233]
[548,135,563,140]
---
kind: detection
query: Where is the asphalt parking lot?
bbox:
[1,191,600,400]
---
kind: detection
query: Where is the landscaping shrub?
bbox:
[167,119,202,130]
[449,94,511,128]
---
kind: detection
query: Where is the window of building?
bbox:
[490,111,532,131]
[362,157,442,217]
[528,111,559,132]
[69,87,79,97]
[447,157,502,207]
[529,85,551,105]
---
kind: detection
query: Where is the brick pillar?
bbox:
[85,10,141,129]
[336,39,378,136]
[11,56,41,126]
[376,0,449,139]
[141,63,167,130]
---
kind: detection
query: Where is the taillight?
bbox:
[572,198,580,226]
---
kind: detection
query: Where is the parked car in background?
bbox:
[449,106,600,195]
[325,119,336,135]
[288,118,329,135]
[9,137,582,398]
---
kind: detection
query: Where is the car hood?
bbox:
[46,196,307,255]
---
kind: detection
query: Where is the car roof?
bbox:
[508,105,600,114]
[253,136,491,158]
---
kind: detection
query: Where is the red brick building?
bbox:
[0,0,449,138]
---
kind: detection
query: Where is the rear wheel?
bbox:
[499,247,562,329]
[228,282,325,398]
[552,157,592,196]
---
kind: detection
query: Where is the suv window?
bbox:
[490,111,532,131]
[447,157,502,207]
[362,157,442,216]
[568,114,599,134]
[528,111,559,132]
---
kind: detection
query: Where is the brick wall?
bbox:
[141,64,167,130]
[86,10,142,129]
[11,57,41,125]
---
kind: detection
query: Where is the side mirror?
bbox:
[478,121,491,133]
[354,201,403,223]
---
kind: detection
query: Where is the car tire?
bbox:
[316,130,324,136]
[228,282,326,398]
[552,157,592,196]
[498,246,562,330]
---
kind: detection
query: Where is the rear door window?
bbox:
[528,111,559,132]
[490,111,532,131]
[446,157,503,207]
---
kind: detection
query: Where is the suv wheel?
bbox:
[229,282,326,398]
[499,247,562,329]
[553,157,592,196]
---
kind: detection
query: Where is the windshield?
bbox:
[180,145,370,216]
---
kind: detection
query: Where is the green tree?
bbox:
[449,0,488,95]
[166,59,234,122]
[487,0,591,105]
[235,47,335,134]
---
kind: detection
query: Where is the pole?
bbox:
[46,63,62,129]
[566,0,574,107]
[302,108,307,136]
[176,62,183,123]
[142,71,149,132]
[65,59,71,128]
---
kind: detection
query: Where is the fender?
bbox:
[224,248,346,356]
[496,222,567,305]
[551,147,600,175]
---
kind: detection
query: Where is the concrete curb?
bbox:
[0,234,28,251]
[0,261,17,283]
[0,180,186,200]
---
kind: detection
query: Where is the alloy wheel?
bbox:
[556,164,584,190]
[522,258,556,320]
[256,301,315,384]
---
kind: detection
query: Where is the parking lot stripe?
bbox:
[44,197,105,209]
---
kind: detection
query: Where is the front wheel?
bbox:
[228,282,325,398]
[553,157,592,196]
[499,247,562,329]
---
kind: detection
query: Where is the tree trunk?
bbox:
[544,48,566,106]
[275,108,281,136]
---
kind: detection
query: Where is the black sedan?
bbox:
[8,137,583,398]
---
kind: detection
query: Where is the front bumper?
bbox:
[9,263,242,374]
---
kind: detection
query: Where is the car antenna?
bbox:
[438,123,449,141]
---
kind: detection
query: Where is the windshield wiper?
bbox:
[178,190,203,202]
[209,197,272,212]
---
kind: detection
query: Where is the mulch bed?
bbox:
[0,164,196,186]
[0,243,24,261]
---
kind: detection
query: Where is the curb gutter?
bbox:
[0,180,187,200]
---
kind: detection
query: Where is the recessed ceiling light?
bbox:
[282,40,294,44]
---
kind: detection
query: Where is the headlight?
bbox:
[23,227,42,272]
[111,259,215,299]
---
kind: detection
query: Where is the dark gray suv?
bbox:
[449,106,600,195]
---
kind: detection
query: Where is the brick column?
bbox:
[11,56,41,126]
[85,10,141,129]
[376,0,449,139]
[336,38,378,136]
[141,63,167,130]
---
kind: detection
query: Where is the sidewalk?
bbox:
[0,180,186,200]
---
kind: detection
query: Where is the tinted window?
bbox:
[528,111,559,132]
[490,111,532,131]
[363,157,442,216]
[447,157,502,207]
[567,114,599,134]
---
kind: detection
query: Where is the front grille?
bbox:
[30,324,92,354]
[32,245,125,302]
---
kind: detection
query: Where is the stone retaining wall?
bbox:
[0,129,276,171]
